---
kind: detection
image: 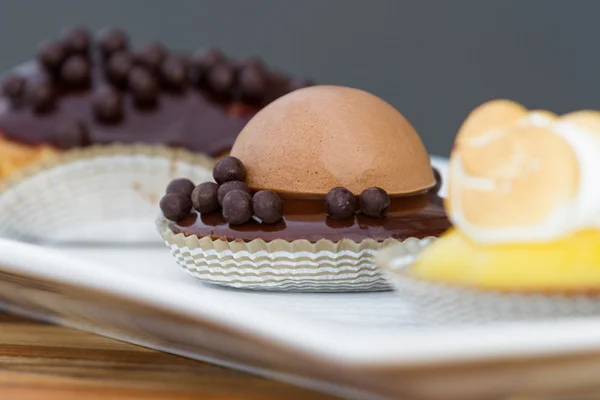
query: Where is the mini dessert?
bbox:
[379,100,600,322]
[0,26,312,243]
[0,26,312,178]
[157,85,450,291]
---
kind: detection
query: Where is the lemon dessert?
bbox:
[411,99,600,292]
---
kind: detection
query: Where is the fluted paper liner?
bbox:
[0,144,214,243]
[378,243,600,325]
[158,217,436,292]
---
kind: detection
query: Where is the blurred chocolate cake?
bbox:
[0,27,312,178]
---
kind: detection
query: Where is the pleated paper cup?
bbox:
[378,243,600,325]
[157,216,437,292]
[0,144,214,244]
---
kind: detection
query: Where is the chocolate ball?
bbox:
[359,187,390,218]
[60,55,90,87]
[160,193,192,222]
[53,120,90,149]
[212,156,246,184]
[92,85,123,123]
[253,190,283,224]
[106,51,134,87]
[166,178,195,198]
[37,40,68,72]
[238,65,266,101]
[62,26,91,55]
[191,182,220,213]
[325,187,357,219]
[136,42,167,71]
[1,75,25,100]
[430,167,442,194]
[217,180,250,205]
[160,56,188,91]
[128,67,159,107]
[27,80,56,113]
[97,28,129,58]
[189,48,224,85]
[222,190,253,225]
[207,62,235,95]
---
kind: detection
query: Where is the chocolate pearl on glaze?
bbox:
[27,80,57,113]
[166,178,195,198]
[60,55,90,87]
[359,187,390,218]
[430,167,442,195]
[52,120,90,149]
[136,41,167,71]
[217,180,250,205]
[325,187,357,219]
[222,190,253,225]
[128,67,159,107]
[238,65,267,101]
[160,193,192,222]
[206,61,235,96]
[97,28,129,58]
[212,156,246,184]
[37,40,68,72]
[189,48,224,85]
[160,56,189,91]
[62,26,92,55]
[191,182,220,213]
[1,75,26,101]
[92,85,123,123]
[105,51,134,87]
[253,190,283,224]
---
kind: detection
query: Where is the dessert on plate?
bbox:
[379,99,600,322]
[0,26,311,178]
[157,85,450,291]
[0,26,311,243]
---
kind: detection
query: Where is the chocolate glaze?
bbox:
[169,193,451,243]
[0,59,293,156]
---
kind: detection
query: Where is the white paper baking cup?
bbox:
[0,144,213,244]
[377,242,600,325]
[157,216,436,292]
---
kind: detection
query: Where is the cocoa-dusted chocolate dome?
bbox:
[230,85,435,197]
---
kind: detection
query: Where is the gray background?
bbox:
[0,0,596,156]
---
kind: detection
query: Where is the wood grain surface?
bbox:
[0,312,337,400]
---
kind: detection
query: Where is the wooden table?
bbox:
[0,312,336,400]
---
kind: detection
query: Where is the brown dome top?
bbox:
[230,85,434,197]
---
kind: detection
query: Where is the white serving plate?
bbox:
[2,157,600,400]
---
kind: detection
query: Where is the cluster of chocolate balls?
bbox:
[325,167,442,220]
[160,156,284,225]
[0,27,313,150]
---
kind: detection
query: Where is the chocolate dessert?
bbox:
[0,26,312,178]
[157,85,451,292]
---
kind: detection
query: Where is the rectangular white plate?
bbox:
[2,156,600,400]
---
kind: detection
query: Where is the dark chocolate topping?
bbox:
[359,187,390,217]
[222,190,253,225]
[191,182,220,214]
[169,193,451,243]
[431,167,442,194]
[160,193,192,222]
[0,28,311,157]
[166,178,196,198]
[217,180,251,205]
[213,156,246,184]
[326,187,357,219]
[62,26,92,56]
[253,190,284,224]
[52,119,90,149]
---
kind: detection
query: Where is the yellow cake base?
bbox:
[411,228,600,291]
